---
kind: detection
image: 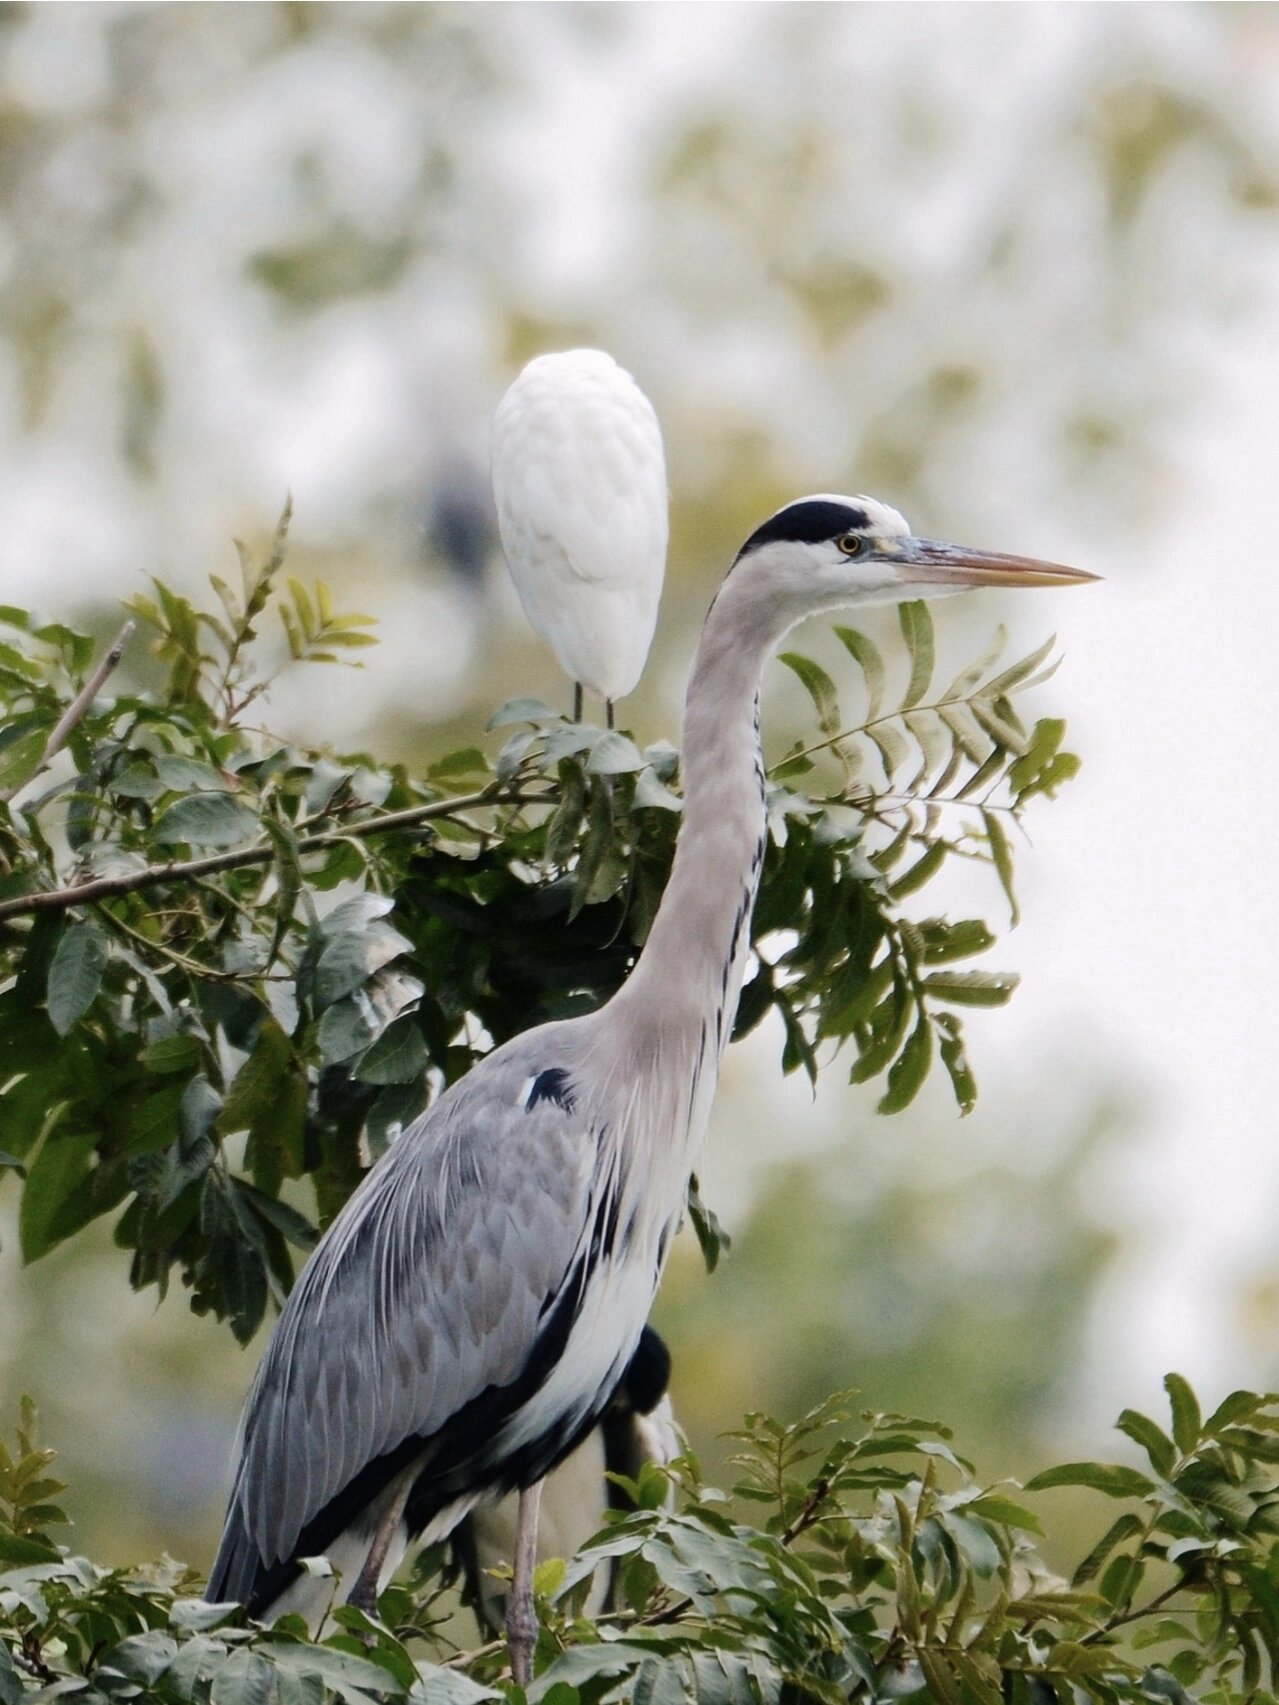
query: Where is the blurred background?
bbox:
[0,1,1278,1582]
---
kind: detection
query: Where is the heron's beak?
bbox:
[895,539,1099,590]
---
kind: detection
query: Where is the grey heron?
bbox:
[491,350,668,725]
[208,493,1094,1682]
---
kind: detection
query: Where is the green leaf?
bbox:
[688,1173,731,1274]
[1098,1549,1145,1608]
[922,970,1018,1007]
[158,1076,221,1210]
[218,1019,292,1136]
[1164,1373,1202,1454]
[939,702,989,762]
[412,1666,503,1705]
[235,1180,316,1251]
[945,1511,1001,1576]
[317,893,396,938]
[1025,1461,1157,1498]
[903,707,949,777]
[304,758,352,814]
[634,765,682,811]
[917,1651,962,1705]
[936,1013,976,1115]
[288,577,316,641]
[920,918,996,964]
[1116,1408,1177,1476]
[487,696,561,728]
[984,633,1056,698]
[898,600,934,709]
[888,840,946,899]
[355,1016,429,1085]
[153,791,259,848]
[210,1649,275,1705]
[496,729,536,780]
[981,808,1018,926]
[317,997,377,1064]
[46,921,109,1035]
[110,761,164,799]
[546,760,587,865]
[141,1034,202,1076]
[1070,1512,1144,1586]
[779,652,841,738]
[569,776,615,920]
[866,719,911,778]
[1203,1389,1265,1433]
[587,731,645,775]
[19,1126,97,1262]
[0,1530,59,1565]
[154,754,231,793]
[269,1643,415,1704]
[878,1018,931,1114]
[426,747,489,782]
[965,1492,1044,1533]
[769,741,814,783]
[0,727,48,793]
[971,698,1029,754]
[834,625,885,720]
[313,920,411,1008]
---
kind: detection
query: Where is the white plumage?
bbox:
[491,349,668,708]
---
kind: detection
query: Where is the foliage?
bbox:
[0,518,1078,1337]
[5,1378,1279,1702]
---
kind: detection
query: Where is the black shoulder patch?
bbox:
[738,499,869,556]
[526,1067,575,1113]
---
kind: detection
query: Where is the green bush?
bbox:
[4,1379,1279,1703]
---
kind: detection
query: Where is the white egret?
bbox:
[491,349,668,725]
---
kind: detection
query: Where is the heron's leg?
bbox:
[506,1478,544,1686]
[347,1465,416,1617]
[573,683,583,723]
[605,699,615,731]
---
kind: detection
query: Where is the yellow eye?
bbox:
[836,533,867,557]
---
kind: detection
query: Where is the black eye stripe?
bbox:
[738,500,870,554]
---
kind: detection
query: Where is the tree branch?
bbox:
[0,618,137,806]
[0,786,552,922]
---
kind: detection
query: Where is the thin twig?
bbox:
[0,786,554,923]
[1078,1577,1186,1645]
[0,618,136,806]
[779,1477,832,1546]
[443,1638,505,1670]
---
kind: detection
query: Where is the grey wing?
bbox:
[221,1046,598,1578]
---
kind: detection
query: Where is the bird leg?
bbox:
[573,682,583,723]
[347,1464,416,1618]
[605,699,615,731]
[506,1478,544,1687]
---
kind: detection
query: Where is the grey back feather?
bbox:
[226,1020,604,1569]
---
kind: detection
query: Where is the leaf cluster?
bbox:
[6,1380,1279,1704]
[0,518,1078,1328]
[765,603,1076,1115]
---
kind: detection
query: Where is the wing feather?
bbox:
[219,1037,597,1576]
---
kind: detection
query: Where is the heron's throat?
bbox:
[616,576,779,1056]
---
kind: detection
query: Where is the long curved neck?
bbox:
[613,571,786,1050]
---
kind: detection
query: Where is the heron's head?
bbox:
[733,494,1096,618]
